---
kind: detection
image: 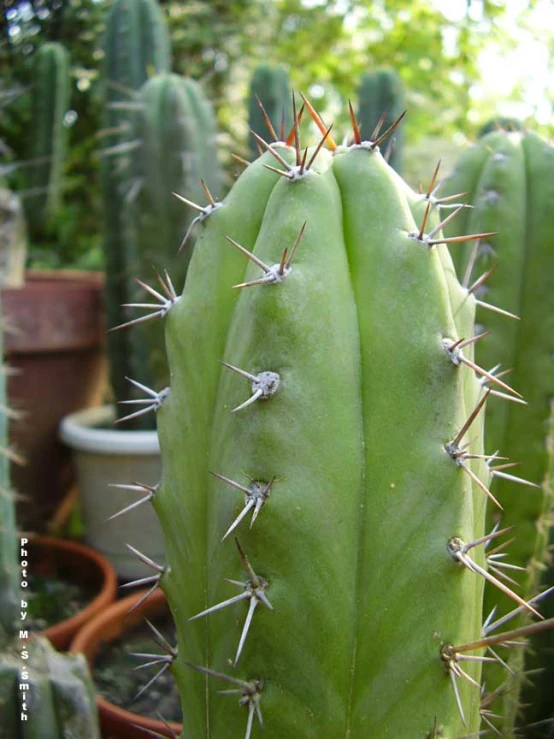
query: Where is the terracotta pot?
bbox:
[70,589,182,738]
[2,270,108,530]
[27,534,117,650]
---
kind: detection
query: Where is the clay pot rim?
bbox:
[24,269,105,286]
[25,534,117,649]
[70,588,182,736]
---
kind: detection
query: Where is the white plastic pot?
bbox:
[59,405,165,580]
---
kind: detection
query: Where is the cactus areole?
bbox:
[118,105,553,738]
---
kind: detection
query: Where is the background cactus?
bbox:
[247,65,291,158]
[114,103,554,738]
[100,0,171,422]
[356,67,404,173]
[23,42,70,233]
[442,128,554,732]
[118,72,222,393]
[101,0,222,422]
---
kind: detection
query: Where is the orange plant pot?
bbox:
[27,534,117,650]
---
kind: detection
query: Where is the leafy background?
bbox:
[1,0,552,268]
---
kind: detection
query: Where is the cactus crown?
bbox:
[111,98,554,738]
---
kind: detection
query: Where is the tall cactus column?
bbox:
[24,42,70,232]
[117,108,554,737]
[100,0,171,413]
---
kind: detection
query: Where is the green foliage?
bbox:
[247,65,291,155]
[442,129,554,732]
[356,67,404,172]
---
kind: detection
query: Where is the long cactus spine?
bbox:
[115,103,554,738]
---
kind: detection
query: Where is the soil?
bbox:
[93,612,182,723]
[26,572,98,632]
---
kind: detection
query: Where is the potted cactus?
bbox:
[60,0,222,578]
[83,96,554,738]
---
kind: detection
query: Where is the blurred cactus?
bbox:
[248,65,291,157]
[478,117,523,138]
[100,0,171,423]
[23,42,70,232]
[126,72,221,391]
[357,68,404,173]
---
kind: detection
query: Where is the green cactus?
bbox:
[442,129,554,731]
[100,0,171,422]
[357,67,405,173]
[248,65,291,157]
[111,104,554,738]
[23,42,70,232]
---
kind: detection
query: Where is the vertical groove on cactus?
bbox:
[24,42,70,232]
[442,129,554,732]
